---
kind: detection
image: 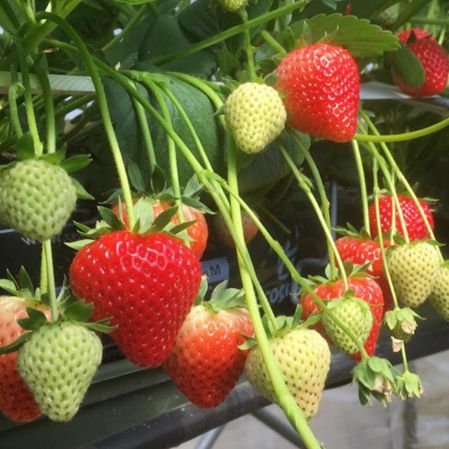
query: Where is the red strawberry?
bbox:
[394,29,449,96]
[368,195,434,241]
[398,28,433,43]
[276,43,360,142]
[112,200,208,260]
[0,296,48,422]
[70,231,202,367]
[300,277,384,360]
[335,236,393,311]
[164,285,253,408]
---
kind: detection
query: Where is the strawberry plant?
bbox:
[1,1,449,448]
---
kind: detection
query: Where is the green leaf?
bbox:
[16,133,35,160]
[60,154,92,173]
[391,44,425,90]
[17,308,48,331]
[127,159,146,193]
[98,206,126,230]
[64,300,93,322]
[151,165,166,193]
[290,13,400,57]
[0,332,31,354]
[72,177,95,200]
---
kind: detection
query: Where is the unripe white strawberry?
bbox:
[387,242,440,308]
[430,263,449,320]
[217,0,247,12]
[225,82,287,154]
[245,328,330,419]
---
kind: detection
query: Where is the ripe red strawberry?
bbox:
[394,29,449,96]
[276,43,360,142]
[112,200,208,260]
[164,284,254,408]
[398,28,433,42]
[368,195,434,241]
[335,236,393,311]
[300,276,384,361]
[70,230,202,367]
[0,296,48,422]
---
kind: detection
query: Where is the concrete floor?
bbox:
[177,350,449,449]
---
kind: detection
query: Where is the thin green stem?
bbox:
[40,246,47,296]
[372,159,400,311]
[372,159,410,373]
[16,41,43,155]
[351,140,370,235]
[153,1,307,65]
[362,112,443,261]
[226,135,321,449]
[240,10,257,81]
[280,145,349,290]
[260,30,287,55]
[130,83,157,171]
[411,17,449,26]
[43,240,57,322]
[38,12,136,229]
[102,5,147,52]
[290,131,335,277]
[354,115,449,143]
[8,83,24,138]
[35,64,56,153]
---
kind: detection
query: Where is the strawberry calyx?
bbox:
[197,279,247,313]
[396,371,423,399]
[335,223,371,240]
[384,307,422,342]
[352,356,398,405]
[0,267,43,304]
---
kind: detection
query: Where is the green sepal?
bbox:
[127,159,146,193]
[195,276,209,304]
[0,267,39,301]
[16,133,35,160]
[98,206,126,230]
[60,154,92,173]
[170,220,196,235]
[82,318,116,334]
[150,206,178,232]
[65,239,93,251]
[40,147,67,166]
[17,307,48,331]
[63,300,93,322]
[0,332,32,354]
[150,165,166,194]
[202,280,246,312]
[71,177,95,200]
[238,336,257,351]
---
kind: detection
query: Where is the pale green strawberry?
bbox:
[376,3,400,26]
[245,328,330,420]
[18,321,102,422]
[0,159,77,241]
[430,263,449,321]
[217,0,247,13]
[224,82,287,154]
[386,242,440,308]
[322,297,373,355]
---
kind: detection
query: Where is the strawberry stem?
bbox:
[260,30,287,55]
[153,1,308,65]
[144,79,186,226]
[354,114,449,143]
[43,240,57,322]
[35,62,56,154]
[362,112,444,262]
[37,12,137,229]
[360,133,411,244]
[40,245,48,296]
[7,75,24,139]
[130,83,157,171]
[279,145,349,290]
[16,40,43,156]
[351,140,371,236]
[372,158,412,374]
[289,130,336,278]
[240,10,257,81]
